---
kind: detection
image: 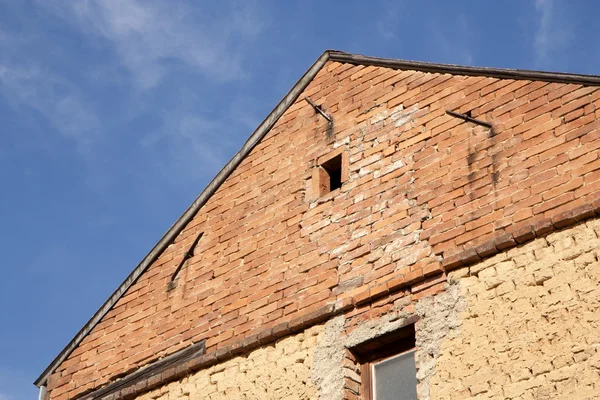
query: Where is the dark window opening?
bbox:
[321,154,343,193]
[350,323,417,400]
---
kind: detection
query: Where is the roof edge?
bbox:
[34,50,332,387]
[36,49,600,388]
[329,51,600,86]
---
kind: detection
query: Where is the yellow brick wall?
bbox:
[136,325,324,400]
[430,219,600,399]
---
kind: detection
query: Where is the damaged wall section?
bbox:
[118,219,600,400]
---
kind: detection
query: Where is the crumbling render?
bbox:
[312,280,467,400]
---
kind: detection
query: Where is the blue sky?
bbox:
[0,1,597,399]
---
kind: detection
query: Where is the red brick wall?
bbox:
[47,60,600,399]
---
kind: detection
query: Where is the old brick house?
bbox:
[35,50,600,399]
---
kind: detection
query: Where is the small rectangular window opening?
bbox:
[372,349,417,400]
[350,323,417,400]
[321,154,342,193]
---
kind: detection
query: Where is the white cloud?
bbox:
[0,1,267,192]
[533,0,571,66]
[377,1,402,40]
[0,64,99,156]
[428,13,474,66]
[141,113,237,182]
[534,0,553,62]
[45,0,265,89]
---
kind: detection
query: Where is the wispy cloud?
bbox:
[533,0,572,67]
[534,0,553,63]
[141,113,238,183]
[376,1,402,40]
[45,0,265,89]
[0,64,100,156]
[0,61,116,192]
[0,1,267,192]
[428,13,474,66]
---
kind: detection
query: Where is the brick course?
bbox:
[137,324,325,400]
[46,59,600,399]
[106,219,600,400]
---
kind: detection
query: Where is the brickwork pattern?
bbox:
[127,277,447,400]
[431,220,600,399]
[337,274,454,400]
[48,60,600,399]
[72,222,600,400]
[136,325,323,400]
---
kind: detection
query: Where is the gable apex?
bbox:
[329,51,600,86]
[35,49,600,387]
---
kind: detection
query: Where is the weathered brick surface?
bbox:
[73,221,600,400]
[47,60,600,399]
[430,220,600,399]
[136,324,324,400]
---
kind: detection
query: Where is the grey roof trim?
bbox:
[329,51,600,86]
[36,49,600,388]
[34,50,332,387]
